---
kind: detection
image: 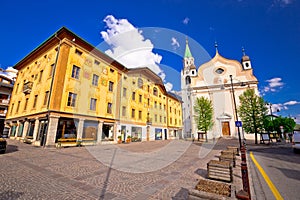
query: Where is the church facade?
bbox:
[181,41,259,140]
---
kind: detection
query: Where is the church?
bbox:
[181,40,259,140]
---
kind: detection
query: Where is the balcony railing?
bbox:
[0,99,9,105]
[23,82,33,94]
[0,109,7,116]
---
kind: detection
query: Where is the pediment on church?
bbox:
[217,113,232,120]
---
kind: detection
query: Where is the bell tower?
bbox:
[241,47,252,70]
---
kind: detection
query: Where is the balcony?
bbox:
[0,109,7,117]
[23,82,33,94]
[0,99,9,106]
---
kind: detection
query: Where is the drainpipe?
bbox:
[42,33,62,147]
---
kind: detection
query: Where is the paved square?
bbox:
[0,138,241,200]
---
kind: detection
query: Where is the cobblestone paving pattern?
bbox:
[0,138,241,200]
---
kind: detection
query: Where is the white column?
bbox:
[46,115,60,147]
[97,121,103,144]
[32,118,40,142]
[77,118,84,141]
[22,121,29,139]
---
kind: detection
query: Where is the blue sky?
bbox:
[1,0,299,122]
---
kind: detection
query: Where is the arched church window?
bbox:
[215,68,224,74]
[185,76,191,85]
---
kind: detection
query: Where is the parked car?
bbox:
[292,130,300,153]
[0,138,7,154]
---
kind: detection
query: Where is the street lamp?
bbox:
[230,75,251,199]
[229,75,242,149]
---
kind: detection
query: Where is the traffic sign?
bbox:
[235,121,242,127]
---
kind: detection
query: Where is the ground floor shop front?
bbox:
[6,112,182,147]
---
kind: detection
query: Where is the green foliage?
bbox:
[194,97,214,133]
[272,116,296,133]
[238,89,268,134]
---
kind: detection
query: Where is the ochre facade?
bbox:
[6,27,182,146]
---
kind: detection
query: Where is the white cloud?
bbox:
[100,15,173,91]
[182,17,190,25]
[262,77,284,94]
[271,0,293,8]
[284,101,300,106]
[171,37,180,50]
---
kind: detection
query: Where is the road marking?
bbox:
[250,151,284,200]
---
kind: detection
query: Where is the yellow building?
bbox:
[6,27,182,146]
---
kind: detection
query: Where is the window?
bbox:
[71,65,80,79]
[49,64,54,77]
[33,95,38,108]
[90,98,97,110]
[67,92,77,107]
[175,119,177,125]
[170,107,172,113]
[147,85,150,92]
[16,101,20,113]
[108,81,114,92]
[215,68,224,74]
[159,103,162,109]
[132,92,136,101]
[138,78,143,89]
[153,87,158,96]
[15,84,19,94]
[39,70,43,82]
[110,68,114,73]
[107,103,112,114]
[122,106,126,116]
[175,109,176,114]
[131,109,135,118]
[155,114,157,122]
[147,98,150,106]
[170,117,172,124]
[10,103,14,114]
[75,49,82,56]
[138,110,142,120]
[185,76,191,85]
[154,101,157,108]
[139,94,142,103]
[164,104,166,110]
[43,91,49,106]
[92,74,99,86]
[160,116,162,123]
[94,60,100,65]
[123,88,127,97]
[24,98,29,111]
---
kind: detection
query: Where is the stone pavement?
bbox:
[0,138,243,200]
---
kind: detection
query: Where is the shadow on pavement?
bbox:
[5,145,18,154]
[194,168,207,179]
[172,187,189,200]
[0,191,24,199]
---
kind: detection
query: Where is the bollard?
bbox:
[236,145,251,200]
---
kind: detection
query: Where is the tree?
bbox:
[238,89,268,144]
[272,116,296,134]
[194,96,214,141]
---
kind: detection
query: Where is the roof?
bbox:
[184,39,193,58]
[14,27,127,72]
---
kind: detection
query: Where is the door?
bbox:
[38,120,48,146]
[222,122,230,136]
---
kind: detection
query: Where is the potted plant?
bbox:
[117,135,122,144]
[126,135,131,143]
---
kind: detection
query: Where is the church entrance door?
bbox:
[222,122,230,136]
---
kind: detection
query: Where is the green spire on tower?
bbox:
[184,37,193,58]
